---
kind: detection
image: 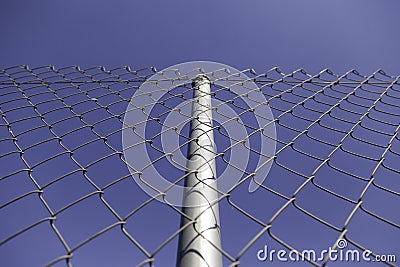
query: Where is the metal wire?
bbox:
[0,65,399,267]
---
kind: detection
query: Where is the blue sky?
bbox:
[1,0,400,75]
[0,1,399,267]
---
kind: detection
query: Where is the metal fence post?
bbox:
[176,75,222,267]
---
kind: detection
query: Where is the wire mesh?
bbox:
[0,65,399,266]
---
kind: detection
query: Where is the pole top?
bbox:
[192,74,210,87]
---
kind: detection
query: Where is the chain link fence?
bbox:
[0,65,399,266]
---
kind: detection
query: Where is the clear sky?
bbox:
[0,1,399,267]
[1,0,400,75]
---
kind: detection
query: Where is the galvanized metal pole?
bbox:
[177,75,222,267]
